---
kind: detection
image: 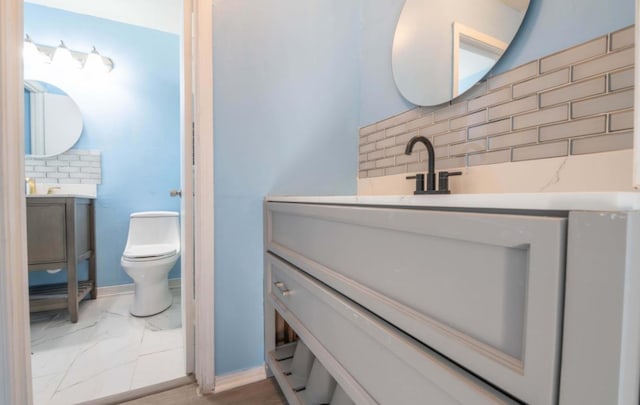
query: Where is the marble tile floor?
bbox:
[30,288,185,405]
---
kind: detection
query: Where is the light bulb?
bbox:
[52,41,80,69]
[23,34,47,64]
[83,46,109,73]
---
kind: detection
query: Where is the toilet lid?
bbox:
[123,244,177,260]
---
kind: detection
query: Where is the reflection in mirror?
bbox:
[393,0,530,106]
[24,80,83,157]
[453,22,507,98]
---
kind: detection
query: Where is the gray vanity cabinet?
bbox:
[264,201,640,405]
[27,197,96,323]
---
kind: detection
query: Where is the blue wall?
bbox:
[360,0,635,126]
[23,0,635,378]
[25,4,181,287]
[212,0,360,374]
[212,0,634,376]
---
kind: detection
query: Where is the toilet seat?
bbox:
[123,244,177,262]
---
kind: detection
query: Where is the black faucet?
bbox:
[405,135,461,194]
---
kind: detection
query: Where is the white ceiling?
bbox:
[25,0,182,34]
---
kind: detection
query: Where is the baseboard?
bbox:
[97,278,182,297]
[213,365,267,393]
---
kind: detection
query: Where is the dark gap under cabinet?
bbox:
[26,196,97,323]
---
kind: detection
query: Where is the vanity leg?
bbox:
[66,198,79,323]
[68,261,79,323]
[89,201,97,300]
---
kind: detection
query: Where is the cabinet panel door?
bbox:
[26,203,67,264]
[267,254,516,405]
[266,202,566,405]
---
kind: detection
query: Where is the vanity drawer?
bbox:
[267,254,517,405]
[266,202,566,405]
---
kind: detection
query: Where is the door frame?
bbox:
[634,0,640,189]
[190,0,216,393]
[0,1,32,404]
[0,0,216,401]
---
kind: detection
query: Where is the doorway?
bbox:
[23,1,191,403]
[0,0,214,403]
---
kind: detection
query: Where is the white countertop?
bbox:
[266,192,640,211]
[27,194,96,199]
[27,183,97,199]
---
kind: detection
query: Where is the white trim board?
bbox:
[213,365,267,394]
[0,1,33,404]
[634,0,640,189]
[193,0,216,394]
[97,278,182,297]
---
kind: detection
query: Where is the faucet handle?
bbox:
[438,171,462,193]
[406,173,425,194]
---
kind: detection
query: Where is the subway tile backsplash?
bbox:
[359,25,635,179]
[25,149,102,184]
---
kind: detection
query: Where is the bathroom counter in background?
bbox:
[266,192,640,211]
[264,196,640,404]
[27,193,96,199]
[27,196,96,323]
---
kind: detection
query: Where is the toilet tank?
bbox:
[125,211,180,253]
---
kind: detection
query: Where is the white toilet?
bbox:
[121,211,180,317]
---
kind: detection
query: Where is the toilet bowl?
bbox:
[121,211,180,316]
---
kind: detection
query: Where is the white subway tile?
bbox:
[49,161,69,167]
[34,166,56,172]
[58,155,80,161]
[69,161,92,167]
[58,167,81,173]
[46,172,69,178]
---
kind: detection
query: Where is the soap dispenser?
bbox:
[25,177,36,195]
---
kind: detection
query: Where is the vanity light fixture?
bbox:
[51,40,80,69]
[23,35,114,73]
[23,34,47,64]
[83,46,112,73]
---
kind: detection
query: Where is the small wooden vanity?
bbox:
[26,196,96,323]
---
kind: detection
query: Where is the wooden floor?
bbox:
[122,378,286,405]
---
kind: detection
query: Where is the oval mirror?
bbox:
[24,80,83,157]
[392,0,530,106]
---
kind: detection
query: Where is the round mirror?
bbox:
[24,80,83,157]
[392,0,530,106]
